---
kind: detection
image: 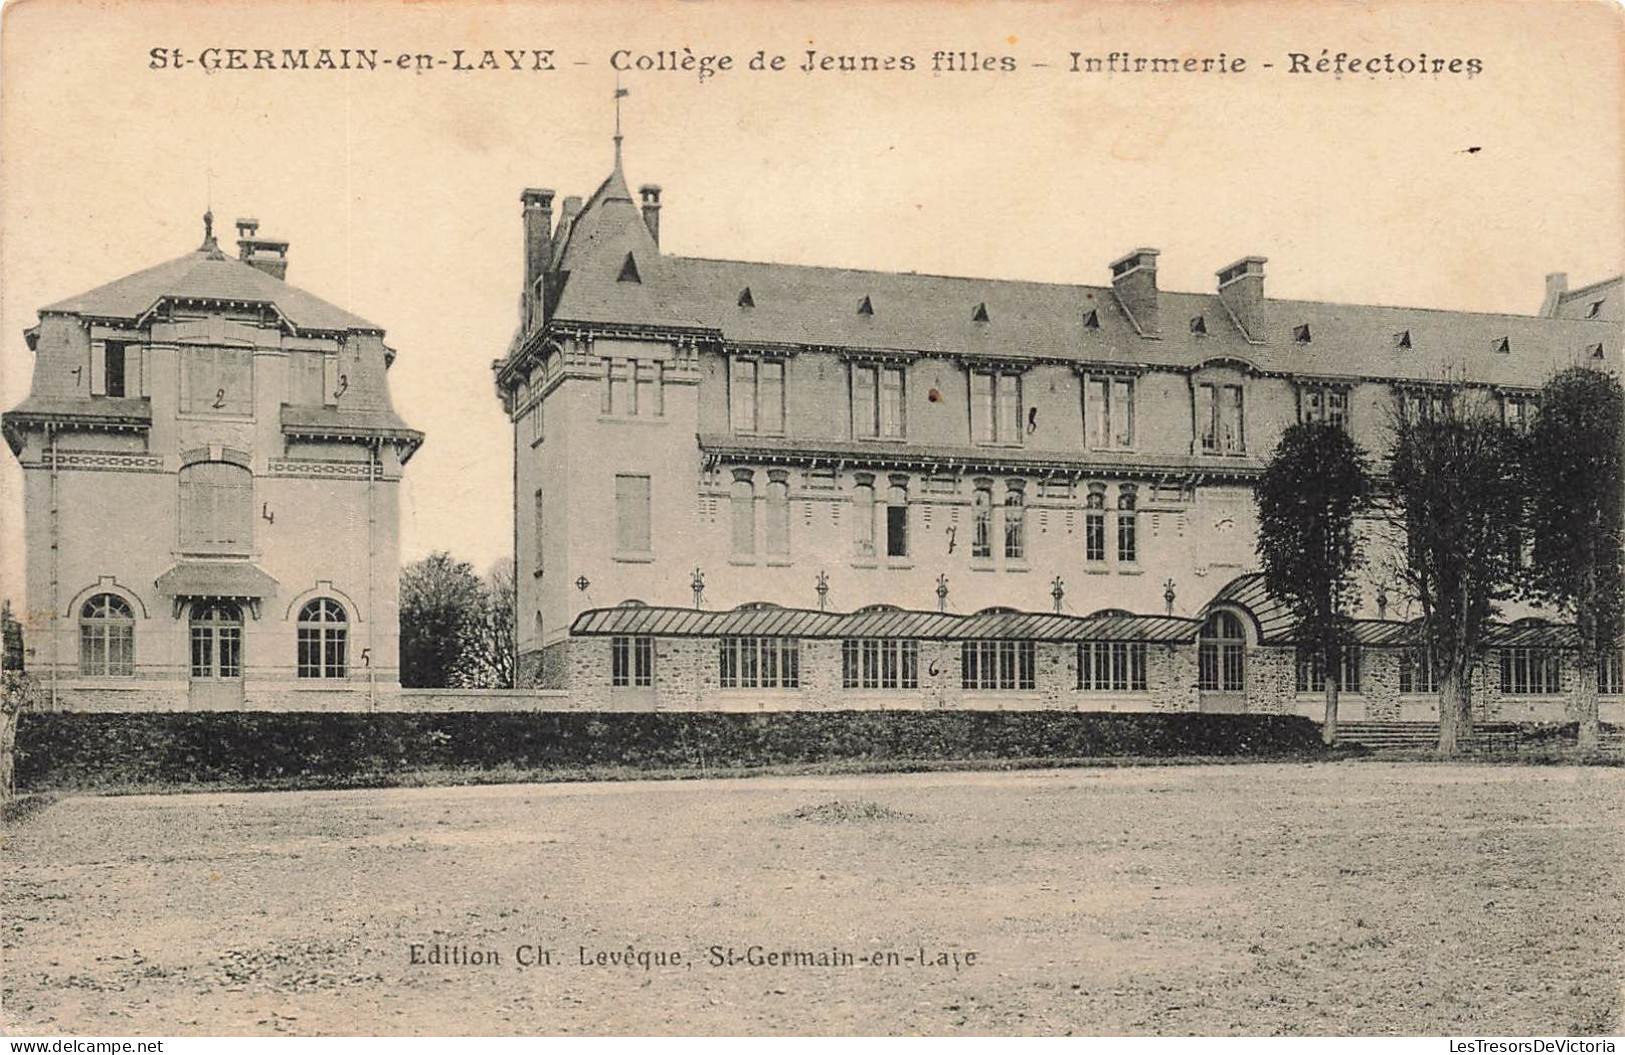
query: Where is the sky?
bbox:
[2,0,1622,608]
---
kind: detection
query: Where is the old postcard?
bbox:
[1,0,1622,1040]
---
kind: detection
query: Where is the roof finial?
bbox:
[613,73,628,170]
[201,207,219,252]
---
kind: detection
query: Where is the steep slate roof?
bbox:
[539,166,1619,390]
[1550,275,1622,322]
[42,248,381,334]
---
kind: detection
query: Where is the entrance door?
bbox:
[189,601,244,708]
[1198,610,1248,713]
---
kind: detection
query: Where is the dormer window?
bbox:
[1493,336,1511,354]
[857,296,874,316]
[617,252,641,284]
[1589,342,1605,360]
[1293,324,1312,344]
[1588,299,1605,319]
[1190,316,1207,336]
[1394,330,1412,350]
[737,287,754,308]
[972,302,990,322]
[1082,309,1100,330]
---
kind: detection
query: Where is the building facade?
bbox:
[494,153,1622,722]
[4,214,422,710]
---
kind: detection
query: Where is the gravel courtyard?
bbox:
[4,762,1622,1036]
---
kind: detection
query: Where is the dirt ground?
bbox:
[4,762,1622,1036]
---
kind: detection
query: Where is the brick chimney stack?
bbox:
[234,217,289,280]
[639,184,662,246]
[521,188,555,326]
[1110,249,1161,336]
[1216,257,1267,341]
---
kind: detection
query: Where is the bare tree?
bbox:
[1387,388,1524,756]
[457,559,517,689]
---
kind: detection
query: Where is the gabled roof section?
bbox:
[41,248,381,334]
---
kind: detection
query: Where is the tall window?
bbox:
[841,639,919,690]
[1601,651,1624,696]
[1300,385,1349,429]
[1499,648,1563,695]
[1399,647,1437,694]
[971,370,1021,445]
[182,347,253,416]
[79,594,134,677]
[972,485,993,559]
[1116,489,1138,564]
[297,598,348,679]
[1198,382,1245,453]
[636,361,664,417]
[961,640,1036,690]
[718,637,800,689]
[853,364,905,439]
[533,490,546,574]
[103,342,129,397]
[1077,642,1148,692]
[1085,376,1135,449]
[615,474,651,553]
[1199,611,1246,692]
[852,478,875,558]
[885,481,909,558]
[287,351,333,406]
[731,357,784,434]
[1085,487,1107,563]
[1003,488,1026,561]
[1295,647,1362,693]
[765,474,791,558]
[179,462,253,554]
[730,473,755,556]
[189,602,243,680]
[604,358,631,415]
[611,635,654,688]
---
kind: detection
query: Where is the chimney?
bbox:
[1110,248,1160,336]
[1216,256,1267,341]
[639,184,662,246]
[555,195,584,257]
[521,188,554,326]
[1541,272,1568,317]
[234,217,289,280]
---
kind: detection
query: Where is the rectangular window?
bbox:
[1199,382,1245,453]
[841,639,920,690]
[765,478,791,558]
[1199,642,1246,692]
[759,360,785,434]
[179,461,253,553]
[182,347,253,416]
[1003,494,1025,561]
[886,504,909,558]
[1086,511,1106,563]
[1077,642,1149,692]
[604,358,632,415]
[852,483,875,558]
[1300,385,1350,429]
[533,490,546,574]
[852,365,906,439]
[1085,377,1135,449]
[961,640,1036,691]
[1117,508,1137,563]
[637,360,663,417]
[971,371,1022,445]
[104,342,128,397]
[530,397,545,442]
[1502,393,1537,430]
[614,474,651,553]
[1295,648,1363,693]
[1398,648,1437,694]
[718,637,800,689]
[731,357,784,434]
[1601,651,1623,696]
[612,636,654,688]
[1499,648,1563,695]
[972,490,993,559]
[731,359,757,431]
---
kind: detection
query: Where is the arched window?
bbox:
[297,598,348,679]
[1199,610,1246,692]
[885,481,909,558]
[765,474,791,557]
[852,478,876,558]
[1117,488,1138,563]
[1003,489,1026,561]
[179,461,252,553]
[971,486,993,559]
[1084,486,1107,563]
[79,593,134,676]
[730,472,756,556]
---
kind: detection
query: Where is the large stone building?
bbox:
[494,151,1622,723]
[4,214,422,710]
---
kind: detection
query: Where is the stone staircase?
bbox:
[1337,720,1625,756]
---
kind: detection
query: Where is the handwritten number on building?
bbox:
[212,388,226,409]
[334,373,349,400]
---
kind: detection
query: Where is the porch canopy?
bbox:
[155,561,278,618]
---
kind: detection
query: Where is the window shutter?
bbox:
[89,343,107,396]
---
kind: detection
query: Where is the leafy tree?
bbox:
[1519,367,1624,753]
[456,559,517,689]
[399,552,485,688]
[1,600,23,674]
[1256,422,1373,745]
[1387,391,1524,756]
